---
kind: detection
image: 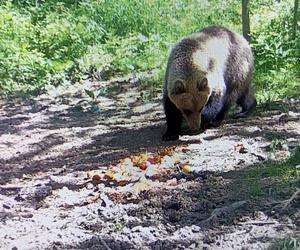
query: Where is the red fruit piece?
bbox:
[92,174,101,181]
[139,162,148,170]
[167,178,177,186]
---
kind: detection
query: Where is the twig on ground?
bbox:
[282,188,300,210]
[237,221,294,226]
[198,200,247,226]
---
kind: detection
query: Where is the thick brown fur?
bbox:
[162,26,256,141]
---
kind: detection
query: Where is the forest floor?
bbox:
[0,73,299,250]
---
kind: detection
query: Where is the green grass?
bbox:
[254,66,300,103]
[271,237,300,250]
[1,0,238,95]
[241,147,300,198]
[0,0,299,99]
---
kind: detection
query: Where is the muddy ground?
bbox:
[0,73,299,250]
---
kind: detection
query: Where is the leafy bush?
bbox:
[251,1,300,102]
[0,4,46,93]
[251,2,299,71]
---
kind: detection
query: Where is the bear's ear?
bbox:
[197,78,208,91]
[172,80,186,95]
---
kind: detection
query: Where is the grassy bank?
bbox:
[0,0,298,100]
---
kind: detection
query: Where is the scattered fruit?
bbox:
[167,178,177,186]
[92,174,101,181]
[182,165,192,174]
[86,146,187,195]
[138,161,148,170]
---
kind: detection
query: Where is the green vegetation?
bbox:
[242,146,300,197]
[0,0,299,99]
[113,223,125,232]
[251,1,300,102]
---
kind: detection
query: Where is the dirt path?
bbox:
[0,74,299,249]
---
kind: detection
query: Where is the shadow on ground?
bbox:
[1,87,299,186]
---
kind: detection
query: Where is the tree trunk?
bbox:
[293,0,299,39]
[242,0,251,42]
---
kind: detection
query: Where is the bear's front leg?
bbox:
[162,94,183,141]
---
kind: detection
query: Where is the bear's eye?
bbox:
[198,107,203,113]
[172,80,186,95]
[183,109,193,116]
[197,78,208,91]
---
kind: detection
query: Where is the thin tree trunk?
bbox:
[293,0,299,39]
[242,0,251,42]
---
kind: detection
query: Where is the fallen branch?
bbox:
[237,221,294,226]
[237,221,276,226]
[198,200,247,226]
[282,188,300,210]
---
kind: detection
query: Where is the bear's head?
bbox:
[169,77,210,130]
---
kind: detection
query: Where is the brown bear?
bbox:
[162,26,256,141]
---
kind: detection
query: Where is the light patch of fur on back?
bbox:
[192,36,230,91]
